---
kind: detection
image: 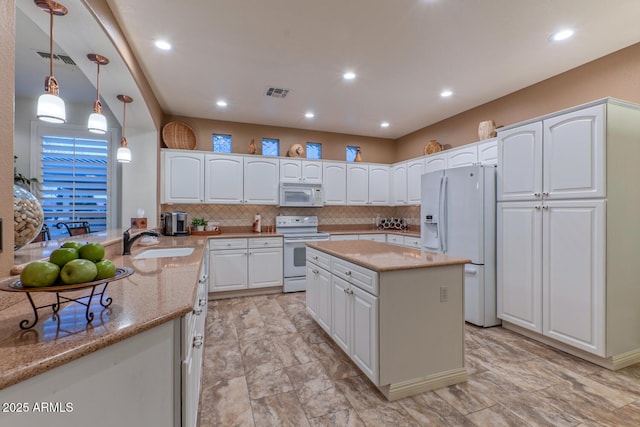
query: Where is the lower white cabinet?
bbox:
[209,238,283,292]
[497,200,605,356]
[358,234,386,242]
[330,234,359,241]
[331,275,378,383]
[306,261,332,334]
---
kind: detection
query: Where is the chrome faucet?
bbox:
[122,227,161,255]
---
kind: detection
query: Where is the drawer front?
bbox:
[332,258,378,296]
[403,236,422,248]
[307,247,331,271]
[249,237,283,248]
[210,238,248,250]
[359,234,386,242]
[386,234,404,246]
[330,234,359,241]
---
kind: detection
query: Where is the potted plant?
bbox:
[191,218,206,232]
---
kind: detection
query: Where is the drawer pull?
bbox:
[346,271,352,276]
[199,297,207,307]
[313,256,318,260]
[193,307,203,315]
[312,269,319,274]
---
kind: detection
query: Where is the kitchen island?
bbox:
[0,231,208,427]
[306,240,470,401]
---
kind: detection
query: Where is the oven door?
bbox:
[283,236,329,278]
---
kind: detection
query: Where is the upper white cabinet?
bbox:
[477,138,498,166]
[425,153,446,173]
[391,163,408,205]
[498,104,605,202]
[280,159,323,184]
[205,154,243,204]
[243,157,279,204]
[406,158,425,204]
[446,145,478,169]
[347,163,389,205]
[323,161,347,205]
[162,150,205,203]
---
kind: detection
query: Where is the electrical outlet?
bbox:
[440,286,448,303]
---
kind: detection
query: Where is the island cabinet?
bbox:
[306,240,469,401]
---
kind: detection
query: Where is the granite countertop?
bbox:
[0,232,207,391]
[307,240,470,272]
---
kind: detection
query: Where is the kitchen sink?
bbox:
[133,247,194,259]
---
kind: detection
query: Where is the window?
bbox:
[306,142,322,159]
[39,135,109,238]
[346,145,358,162]
[262,138,279,157]
[213,133,232,153]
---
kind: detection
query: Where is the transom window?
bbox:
[262,138,280,157]
[213,133,232,153]
[346,145,358,162]
[306,142,322,159]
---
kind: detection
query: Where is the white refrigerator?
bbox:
[420,165,499,327]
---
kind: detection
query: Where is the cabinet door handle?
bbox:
[193,307,203,315]
[312,269,319,274]
[346,271,352,276]
[199,297,207,307]
[534,192,541,197]
[193,335,204,348]
[313,256,318,260]
[543,205,549,210]
[543,192,549,197]
[535,205,541,210]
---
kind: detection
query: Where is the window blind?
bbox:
[40,135,109,237]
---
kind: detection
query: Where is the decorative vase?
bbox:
[13,184,44,249]
[354,147,363,162]
[478,120,497,140]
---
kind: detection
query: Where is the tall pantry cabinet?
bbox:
[497,99,640,368]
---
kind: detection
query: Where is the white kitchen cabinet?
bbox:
[162,150,205,203]
[497,202,542,333]
[543,104,605,200]
[331,275,351,354]
[369,164,390,205]
[204,153,244,204]
[322,161,347,205]
[446,144,478,169]
[386,234,404,246]
[346,163,369,205]
[243,157,279,204]
[406,158,425,204]
[424,152,446,173]
[403,235,421,248]
[477,138,498,166]
[280,159,323,184]
[496,99,640,368]
[209,237,282,292]
[248,247,283,288]
[306,260,332,334]
[497,122,543,202]
[359,234,386,242]
[391,162,408,205]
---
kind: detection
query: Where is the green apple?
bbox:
[60,259,98,284]
[78,243,105,262]
[49,248,79,268]
[61,241,84,250]
[20,261,60,287]
[95,259,117,280]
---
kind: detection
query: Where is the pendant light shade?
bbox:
[35,0,68,124]
[87,54,109,134]
[117,94,133,163]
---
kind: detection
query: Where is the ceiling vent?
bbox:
[265,87,291,99]
[36,51,77,66]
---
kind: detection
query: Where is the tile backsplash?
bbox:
[162,204,420,231]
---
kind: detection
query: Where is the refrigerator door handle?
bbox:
[439,176,448,253]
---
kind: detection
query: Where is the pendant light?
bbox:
[35,0,68,123]
[87,54,109,134]
[116,95,133,163]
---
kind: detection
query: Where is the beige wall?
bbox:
[395,42,640,162]
[163,115,396,164]
[0,2,15,275]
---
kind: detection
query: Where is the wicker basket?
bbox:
[162,122,196,150]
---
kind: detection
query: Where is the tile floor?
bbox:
[198,293,640,426]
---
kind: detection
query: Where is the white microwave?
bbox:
[279,182,324,207]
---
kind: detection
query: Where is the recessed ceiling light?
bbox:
[380,121,390,128]
[343,71,356,80]
[551,29,574,42]
[305,112,315,119]
[440,89,453,98]
[216,100,228,107]
[154,40,172,50]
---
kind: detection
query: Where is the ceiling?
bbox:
[16,1,640,140]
